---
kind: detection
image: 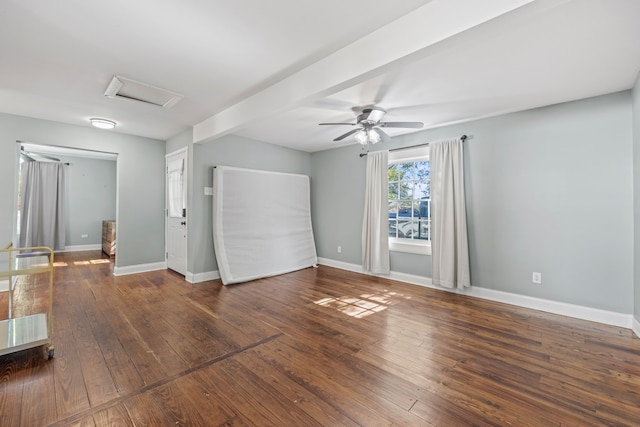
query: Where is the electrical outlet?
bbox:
[337,246,342,253]
[204,187,213,196]
[532,272,542,284]
[81,234,88,239]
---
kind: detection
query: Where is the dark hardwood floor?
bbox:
[1,250,640,426]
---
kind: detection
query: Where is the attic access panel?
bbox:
[104,75,183,109]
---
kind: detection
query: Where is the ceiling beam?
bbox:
[193,0,542,144]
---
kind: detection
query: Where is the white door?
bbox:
[166,149,187,275]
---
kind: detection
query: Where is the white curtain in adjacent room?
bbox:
[212,166,317,285]
[167,157,184,218]
[362,150,390,274]
[430,139,470,289]
[19,162,67,251]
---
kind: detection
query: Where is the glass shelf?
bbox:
[0,313,49,356]
[0,246,54,359]
[0,250,52,278]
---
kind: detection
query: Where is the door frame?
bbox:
[165,147,188,277]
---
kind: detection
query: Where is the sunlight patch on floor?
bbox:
[314,290,411,319]
[72,259,111,266]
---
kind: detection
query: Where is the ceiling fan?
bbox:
[319,107,423,145]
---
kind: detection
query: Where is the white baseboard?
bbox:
[464,286,632,329]
[185,270,220,284]
[317,257,634,330]
[0,279,9,292]
[317,257,365,274]
[113,261,167,276]
[60,244,102,252]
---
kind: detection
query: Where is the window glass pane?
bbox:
[417,220,430,240]
[398,202,413,219]
[415,181,429,200]
[412,201,420,217]
[388,182,399,200]
[396,162,415,181]
[398,181,412,199]
[416,161,430,180]
[411,182,420,200]
[388,201,398,219]
[397,220,411,238]
[388,219,398,238]
[388,164,397,182]
[418,199,430,219]
[412,219,420,239]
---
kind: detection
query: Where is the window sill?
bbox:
[389,240,431,255]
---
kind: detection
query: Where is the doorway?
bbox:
[15,142,118,254]
[166,148,188,276]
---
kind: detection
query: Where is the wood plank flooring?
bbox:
[1,250,640,426]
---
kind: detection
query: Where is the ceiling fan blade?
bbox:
[319,122,356,126]
[373,128,391,143]
[379,121,424,129]
[333,128,360,141]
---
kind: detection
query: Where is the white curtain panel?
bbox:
[430,139,471,289]
[167,157,184,218]
[212,166,317,285]
[362,150,390,274]
[19,162,67,251]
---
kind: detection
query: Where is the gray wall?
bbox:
[311,91,633,314]
[310,144,366,263]
[633,73,640,322]
[166,129,191,154]
[189,134,312,275]
[58,155,117,246]
[0,113,165,267]
[310,135,433,278]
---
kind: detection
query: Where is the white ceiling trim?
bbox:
[193,0,541,144]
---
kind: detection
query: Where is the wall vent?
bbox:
[104,75,183,109]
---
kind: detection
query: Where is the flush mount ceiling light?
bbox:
[90,118,116,129]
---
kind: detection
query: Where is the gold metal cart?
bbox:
[0,246,54,359]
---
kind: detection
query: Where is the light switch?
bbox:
[204,187,213,196]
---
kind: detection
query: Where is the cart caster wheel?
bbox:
[47,347,54,360]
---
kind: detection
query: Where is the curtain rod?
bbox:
[359,134,467,158]
[20,155,70,166]
[20,147,70,165]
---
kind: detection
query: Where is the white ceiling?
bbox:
[1,0,639,152]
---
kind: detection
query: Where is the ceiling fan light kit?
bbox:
[355,129,381,145]
[319,107,423,145]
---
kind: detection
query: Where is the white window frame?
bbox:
[388,146,431,256]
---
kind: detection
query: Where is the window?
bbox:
[388,146,431,255]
